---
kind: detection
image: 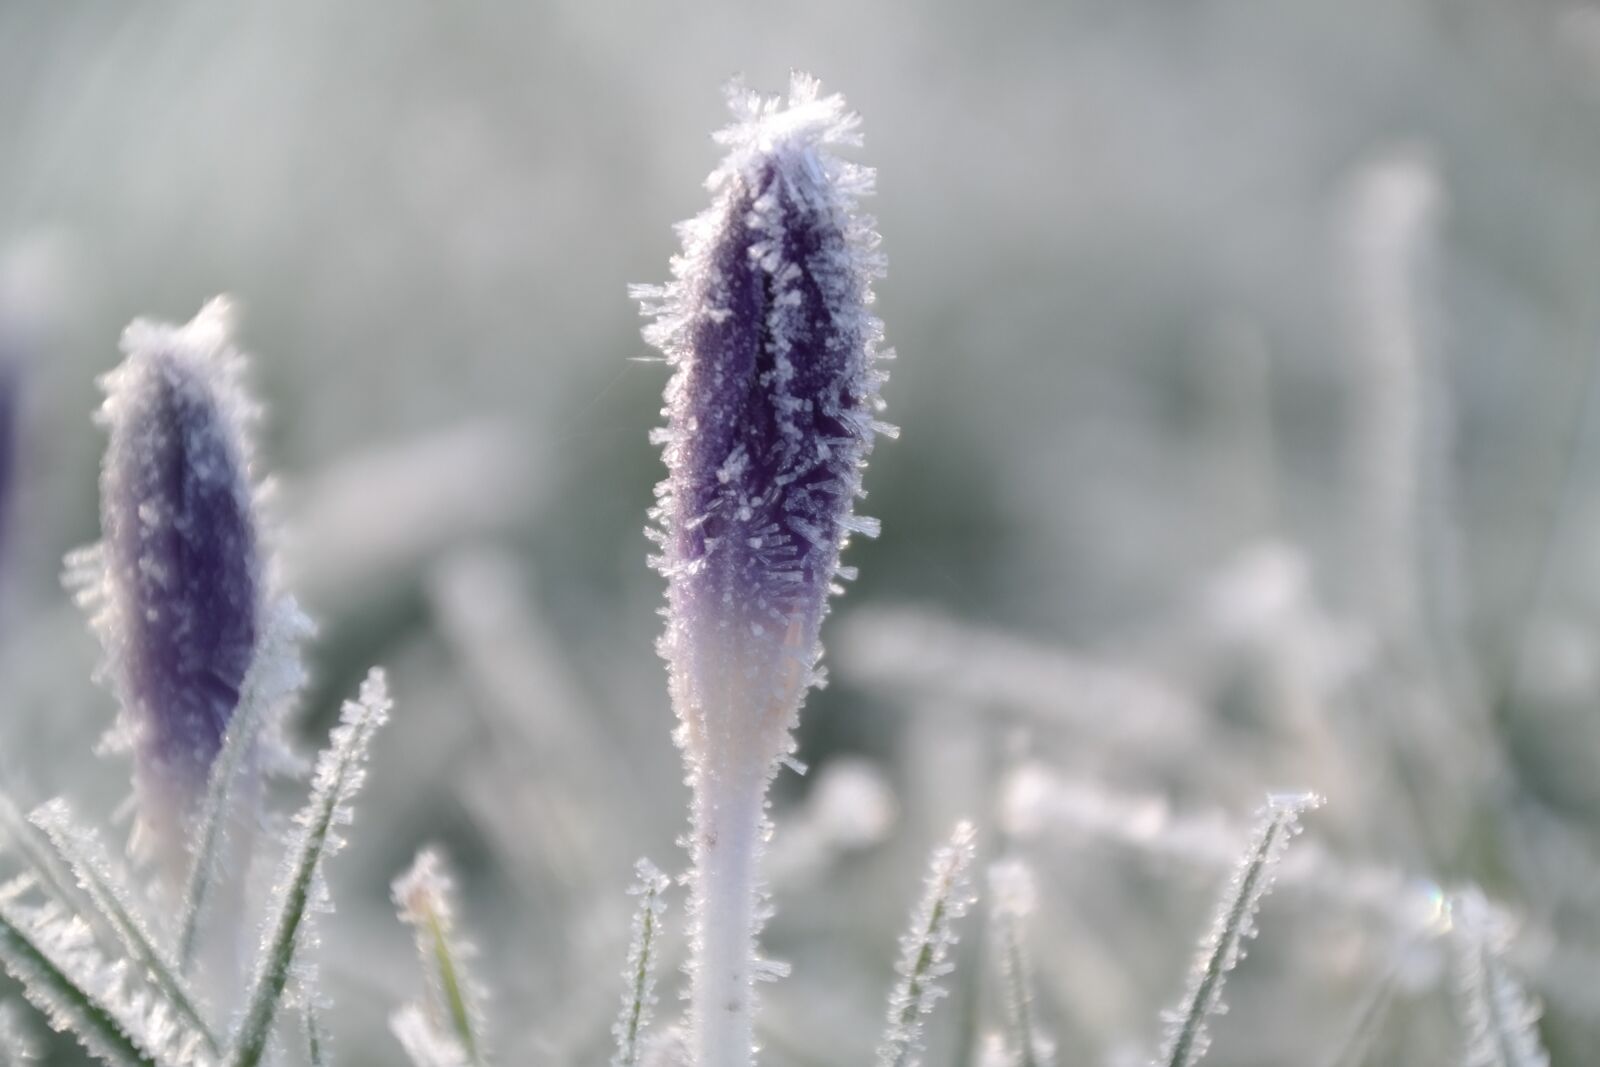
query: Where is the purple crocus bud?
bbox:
[67,299,267,867]
[633,74,894,1067]
[636,72,892,779]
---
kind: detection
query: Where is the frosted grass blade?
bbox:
[27,801,217,1054]
[303,1005,325,1067]
[611,859,670,1067]
[0,897,213,1067]
[877,822,978,1067]
[1157,793,1320,1067]
[0,795,91,930]
[988,861,1052,1067]
[393,849,488,1067]
[226,668,390,1067]
[177,599,312,975]
[1317,969,1396,1067]
[1447,888,1549,1067]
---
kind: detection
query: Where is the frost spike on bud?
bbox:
[635,74,894,1067]
[71,298,271,871]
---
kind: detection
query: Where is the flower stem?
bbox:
[690,769,766,1067]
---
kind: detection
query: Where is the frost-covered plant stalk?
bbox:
[391,848,490,1067]
[66,299,286,878]
[1446,888,1550,1067]
[634,74,893,1067]
[987,860,1052,1067]
[1157,793,1320,1067]
[877,823,977,1067]
[611,859,671,1067]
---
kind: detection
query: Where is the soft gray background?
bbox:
[0,2,1598,1064]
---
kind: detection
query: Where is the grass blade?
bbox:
[0,795,91,924]
[877,822,978,1067]
[177,599,311,975]
[0,896,212,1067]
[303,1003,326,1067]
[1157,792,1320,1067]
[611,858,670,1067]
[987,860,1052,1067]
[393,849,489,1066]
[1448,887,1550,1067]
[28,801,217,1055]
[225,668,390,1067]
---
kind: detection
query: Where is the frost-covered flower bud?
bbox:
[634,74,894,1067]
[636,72,892,782]
[68,299,266,862]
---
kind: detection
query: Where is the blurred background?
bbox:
[0,1,1598,1063]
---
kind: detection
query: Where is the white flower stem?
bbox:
[690,767,767,1067]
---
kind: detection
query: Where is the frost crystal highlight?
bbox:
[67,299,267,864]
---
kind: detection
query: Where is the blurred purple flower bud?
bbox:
[635,73,894,775]
[69,299,266,857]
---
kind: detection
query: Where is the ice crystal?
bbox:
[64,298,291,867]
[1447,888,1549,1067]
[1156,793,1320,1067]
[611,859,671,1067]
[877,822,978,1067]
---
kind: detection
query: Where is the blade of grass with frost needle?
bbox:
[225,668,390,1067]
[877,822,978,1067]
[28,800,217,1054]
[0,895,214,1067]
[1157,793,1320,1067]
